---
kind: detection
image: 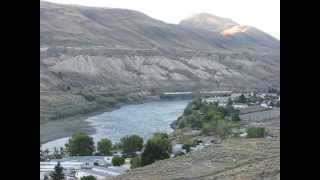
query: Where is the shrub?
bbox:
[112,156,125,166]
[247,127,266,138]
[201,119,233,139]
[130,156,142,169]
[80,175,97,180]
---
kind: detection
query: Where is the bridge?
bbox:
[160,91,233,99]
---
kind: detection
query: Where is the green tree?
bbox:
[227,98,233,106]
[97,138,112,156]
[43,175,49,180]
[80,175,97,180]
[183,103,193,115]
[49,162,65,180]
[231,110,240,121]
[121,135,143,156]
[188,111,202,129]
[65,132,95,156]
[141,133,171,166]
[112,156,125,166]
[238,94,246,103]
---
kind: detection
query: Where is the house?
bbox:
[202,96,228,104]
[172,144,186,157]
[41,156,128,180]
[113,151,123,157]
[104,156,113,166]
[232,103,248,109]
[260,102,272,109]
[75,166,126,179]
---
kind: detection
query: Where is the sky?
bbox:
[44,0,280,39]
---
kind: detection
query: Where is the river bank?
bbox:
[40,95,158,144]
[41,98,191,147]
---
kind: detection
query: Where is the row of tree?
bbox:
[42,131,172,168]
[63,132,144,157]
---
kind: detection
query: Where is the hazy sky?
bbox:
[44,0,280,39]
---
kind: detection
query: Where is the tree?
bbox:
[183,103,193,115]
[49,162,65,180]
[188,111,202,129]
[230,110,240,121]
[238,94,246,103]
[80,175,97,180]
[65,131,95,156]
[121,135,143,156]
[112,156,125,166]
[97,138,112,156]
[43,175,49,180]
[227,98,233,106]
[141,133,171,166]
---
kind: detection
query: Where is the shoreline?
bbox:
[41,100,145,144]
[40,96,191,144]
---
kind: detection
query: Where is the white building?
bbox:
[104,156,113,166]
[202,96,228,104]
[232,103,248,109]
[40,156,127,180]
[260,103,272,109]
[172,144,186,157]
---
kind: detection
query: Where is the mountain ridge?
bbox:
[40,1,279,124]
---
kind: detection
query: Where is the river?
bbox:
[41,99,190,151]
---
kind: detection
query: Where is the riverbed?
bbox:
[41,99,190,151]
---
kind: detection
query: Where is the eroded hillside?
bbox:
[40,1,279,126]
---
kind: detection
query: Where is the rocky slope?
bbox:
[40,1,279,123]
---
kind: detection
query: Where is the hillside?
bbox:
[114,108,280,180]
[40,1,280,136]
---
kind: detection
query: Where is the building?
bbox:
[103,156,113,166]
[171,144,186,157]
[40,156,127,180]
[232,103,248,109]
[260,103,271,108]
